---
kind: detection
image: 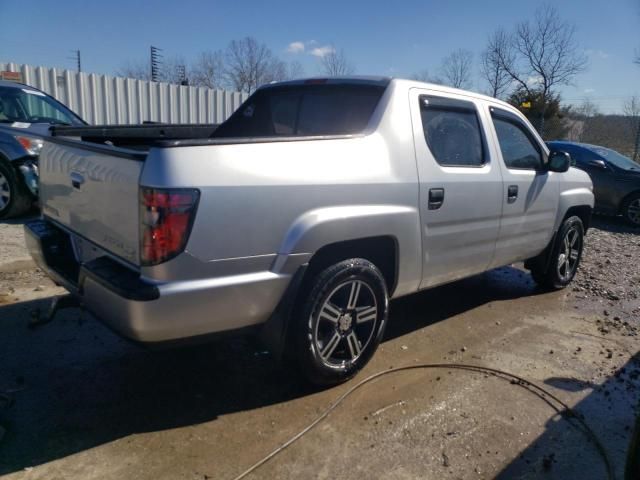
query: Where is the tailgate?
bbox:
[39,139,145,266]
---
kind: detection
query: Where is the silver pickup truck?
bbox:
[25,77,593,385]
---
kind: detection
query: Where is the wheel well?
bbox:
[618,190,640,214]
[525,205,592,273]
[304,236,398,295]
[563,205,592,232]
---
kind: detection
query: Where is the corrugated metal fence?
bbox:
[0,62,248,125]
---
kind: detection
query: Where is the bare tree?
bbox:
[271,58,291,82]
[116,60,151,80]
[576,98,599,118]
[439,49,473,89]
[568,98,600,142]
[162,55,189,84]
[410,69,443,85]
[191,51,225,88]
[116,55,188,84]
[320,48,355,76]
[288,60,305,79]
[480,29,513,98]
[623,96,640,161]
[223,37,281,93]
[495,5,587,133]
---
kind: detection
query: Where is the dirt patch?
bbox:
[0,221,33,266]
[0,219,63,303]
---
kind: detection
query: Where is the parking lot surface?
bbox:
[1,217,639,479]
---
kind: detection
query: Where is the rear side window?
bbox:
[419,96,486,167]
[213,84,385,138]
[491,110,542,170]
[270,94,299,135]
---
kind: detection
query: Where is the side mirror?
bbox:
[588,159,607,170]
[548,151,571,173]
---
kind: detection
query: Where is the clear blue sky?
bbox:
[1,0,639,112]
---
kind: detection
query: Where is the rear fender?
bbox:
[275,205,422,297]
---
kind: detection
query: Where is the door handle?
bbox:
[70,171,85,190]
[507,185,518,203]
[428,188,445,210]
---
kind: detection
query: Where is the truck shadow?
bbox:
[385,265,545,342]
[495,352,640,480]
[0,266,550,474]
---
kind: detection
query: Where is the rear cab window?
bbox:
[419,95,487,167]
[213,83,386,138]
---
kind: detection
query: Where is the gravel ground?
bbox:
[0,220,34,267]
[573,216,640,337]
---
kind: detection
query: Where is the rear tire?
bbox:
[0,160,32,220]
[622,192,640,227]
[529,215,584,290]
[290,258,389,386]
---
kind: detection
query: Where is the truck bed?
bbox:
[51,123,219,150]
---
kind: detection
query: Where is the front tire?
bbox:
[0,160,32,220]
[291,258,389,386]
[530,215,585,290]
[622,192,640,227]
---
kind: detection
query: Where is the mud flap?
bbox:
[258,265,307,361]
[524,228,558,274]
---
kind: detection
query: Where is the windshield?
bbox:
[212,83,386,138]
[589,146,640,171]
[0,86,84,126]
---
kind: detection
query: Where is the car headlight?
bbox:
[15,136,44,156]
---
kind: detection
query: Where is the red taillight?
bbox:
[139,187,200,266]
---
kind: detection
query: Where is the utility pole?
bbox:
[177,64,188,85]
[69,50,81,72]
[150,46,162,82]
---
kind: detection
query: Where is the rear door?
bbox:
[486,106,559,268]
[409,89,503,289]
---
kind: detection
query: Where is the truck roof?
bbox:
[261,76,392,89]
[390,78,515,109]
[262,76,516,112]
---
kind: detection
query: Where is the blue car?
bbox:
[0,80,85,219]
[548,141,640,226]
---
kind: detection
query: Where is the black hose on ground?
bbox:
[231,363,615,480]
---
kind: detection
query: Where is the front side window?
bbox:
[419,96,485,167]
[589,146,639,171]
[491,113,542,170]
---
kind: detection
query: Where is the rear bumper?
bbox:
[24,220,291,343]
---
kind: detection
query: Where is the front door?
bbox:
[486,106,559,268]
[409,89,504,289]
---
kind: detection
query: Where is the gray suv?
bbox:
[0,80,85,219]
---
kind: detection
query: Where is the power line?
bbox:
[564,95,638,101]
